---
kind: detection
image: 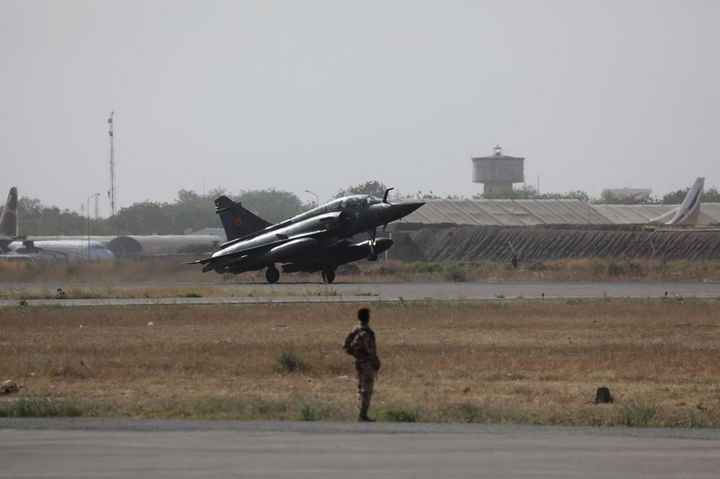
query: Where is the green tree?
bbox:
[598,190,657,205]
[475,185,590,201]
[662,186,720,204]
[108,201,175,235]
[336,180,389,198]
[705,187,720,202]
[235,189,308,223]
[10,197,111,236]
[537,190,590,202]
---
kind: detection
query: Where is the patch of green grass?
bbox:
[621,402,657,427]
[305,287,339,297]
[441,402,484,423]
[300,403,321,421]
[129,397,294,420]
[436,402,542,425]
[296,401,342,421]
[132,396,344,421]
[0,397,105,417]
[382,407,419,422]
[249,398,292,418]
[189,398,246,418]
[682,409,709,428]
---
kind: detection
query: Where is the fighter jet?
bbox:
[194,188,423,283]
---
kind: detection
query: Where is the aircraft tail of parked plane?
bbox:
[0,186,18,238]
[650,177,704,226]
[214,196,272,241]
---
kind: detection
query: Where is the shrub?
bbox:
[382,408,419,422]
[528,262,546,272]
[621,402,657,427]
[591,259,606,276]
[607,261,625,277]
[443,403,483,423]
[627,261,643,275]
[0,398,84,417]
[300,403,320,421]
[445,268,467,282]
[277,351,306,374]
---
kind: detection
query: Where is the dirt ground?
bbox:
[1,300,719,425]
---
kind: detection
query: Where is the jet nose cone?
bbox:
[390,201,424,220]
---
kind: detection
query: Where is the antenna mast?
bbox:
[108,111,117,217]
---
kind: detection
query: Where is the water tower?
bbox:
[471,145,525,197]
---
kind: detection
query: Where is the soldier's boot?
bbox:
[358,396,374,422]
[358,412,375,422]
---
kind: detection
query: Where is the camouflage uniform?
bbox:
[344,324,381,420]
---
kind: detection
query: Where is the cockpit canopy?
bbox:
[334,195,382,210]
[275,194,384,229]
[301,195,379,216]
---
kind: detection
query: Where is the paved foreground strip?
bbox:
[1,280,719,307]
[1,420,719,478]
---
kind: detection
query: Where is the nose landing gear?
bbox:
[367,228,378,261]
[321,269,336,284]
[265,265,280,284]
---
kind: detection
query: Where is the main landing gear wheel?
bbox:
[265,265,280,284]
[321,269,336,284]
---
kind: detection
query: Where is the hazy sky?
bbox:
[2,1,719,214]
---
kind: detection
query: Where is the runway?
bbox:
[1,419,719,478]
[1,280,718,307]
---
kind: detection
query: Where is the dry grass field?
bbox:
[2,300,720,426]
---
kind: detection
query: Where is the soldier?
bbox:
[343,307,381,422]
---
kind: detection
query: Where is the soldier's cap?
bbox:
[357,308,370,323]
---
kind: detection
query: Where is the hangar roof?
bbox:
[398,199,610,226]
[398,200,720,226]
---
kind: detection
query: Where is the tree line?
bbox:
[3,180,719,236]
[8,188,310,236]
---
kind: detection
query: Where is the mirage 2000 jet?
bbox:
[193,188,423,283]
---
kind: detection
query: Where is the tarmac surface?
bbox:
[1,419,719,478]
[1,280,718,307]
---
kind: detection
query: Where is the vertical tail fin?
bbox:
[0,187,18,237]
[666,177,704,225]
[214,195,272,241]
[653,177,704,226]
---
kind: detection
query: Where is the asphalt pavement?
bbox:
[1,280,718,307]
[1,419,719,478]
